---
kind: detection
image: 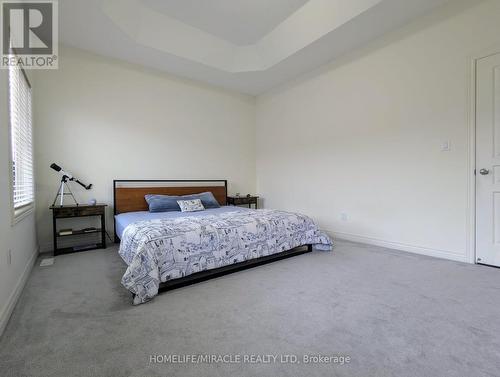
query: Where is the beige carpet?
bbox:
[1,240,500,377]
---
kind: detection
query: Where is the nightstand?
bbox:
[50,204,107,256]
[227,196,259,209]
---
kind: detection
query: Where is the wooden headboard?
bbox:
[113,180,227,215]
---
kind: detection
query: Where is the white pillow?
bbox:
[177,199,205,212]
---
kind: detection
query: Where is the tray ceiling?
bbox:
[60,0,452,95]
[140,0,309,45]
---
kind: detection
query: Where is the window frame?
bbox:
[7,54,34,224]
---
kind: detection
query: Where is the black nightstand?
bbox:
[50,204,107,256]
[227,196,259,209]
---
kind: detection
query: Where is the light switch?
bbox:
[441,141,451,152]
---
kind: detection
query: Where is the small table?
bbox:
[227,196,259,209]
[50,204,107,256]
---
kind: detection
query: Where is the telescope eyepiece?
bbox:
[50,163,62,172]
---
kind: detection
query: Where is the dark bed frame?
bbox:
[113,179,313,294]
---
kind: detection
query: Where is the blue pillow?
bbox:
[145,192,220,213]
[194,192,221,209]
[144,195,179,212]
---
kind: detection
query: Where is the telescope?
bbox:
[50,163,92,206]
[50,163,92,190]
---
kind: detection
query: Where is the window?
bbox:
[8,62,34,219]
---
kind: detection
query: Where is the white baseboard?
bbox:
[0,247,39,337]
[331,231,468,263]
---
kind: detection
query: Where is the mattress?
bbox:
[115,206,249,239]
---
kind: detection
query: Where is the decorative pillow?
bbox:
[145,192,220,213]
[177,199,205,212]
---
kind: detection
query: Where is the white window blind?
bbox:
[9,63,34,210]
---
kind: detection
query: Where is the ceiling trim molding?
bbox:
[101,0,382,73]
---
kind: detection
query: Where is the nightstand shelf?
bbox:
[57,228,102,237]
[50,204,107,256]
[56,243,105,255]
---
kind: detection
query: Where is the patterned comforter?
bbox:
[119,209,332,304]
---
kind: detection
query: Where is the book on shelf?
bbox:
[58,229,73,236]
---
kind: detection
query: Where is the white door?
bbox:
[476,52,500,266]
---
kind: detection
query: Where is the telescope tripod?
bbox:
[52,175,79,207]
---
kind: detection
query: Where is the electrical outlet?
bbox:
[340,213,348,222]
[7,249,12,265]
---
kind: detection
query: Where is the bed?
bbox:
[114,180,332,304]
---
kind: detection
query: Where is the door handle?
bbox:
[479,168,490,175]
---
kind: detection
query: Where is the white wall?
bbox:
[0,69,38,336]
[34,47,256,251]
[256,0,500,262]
